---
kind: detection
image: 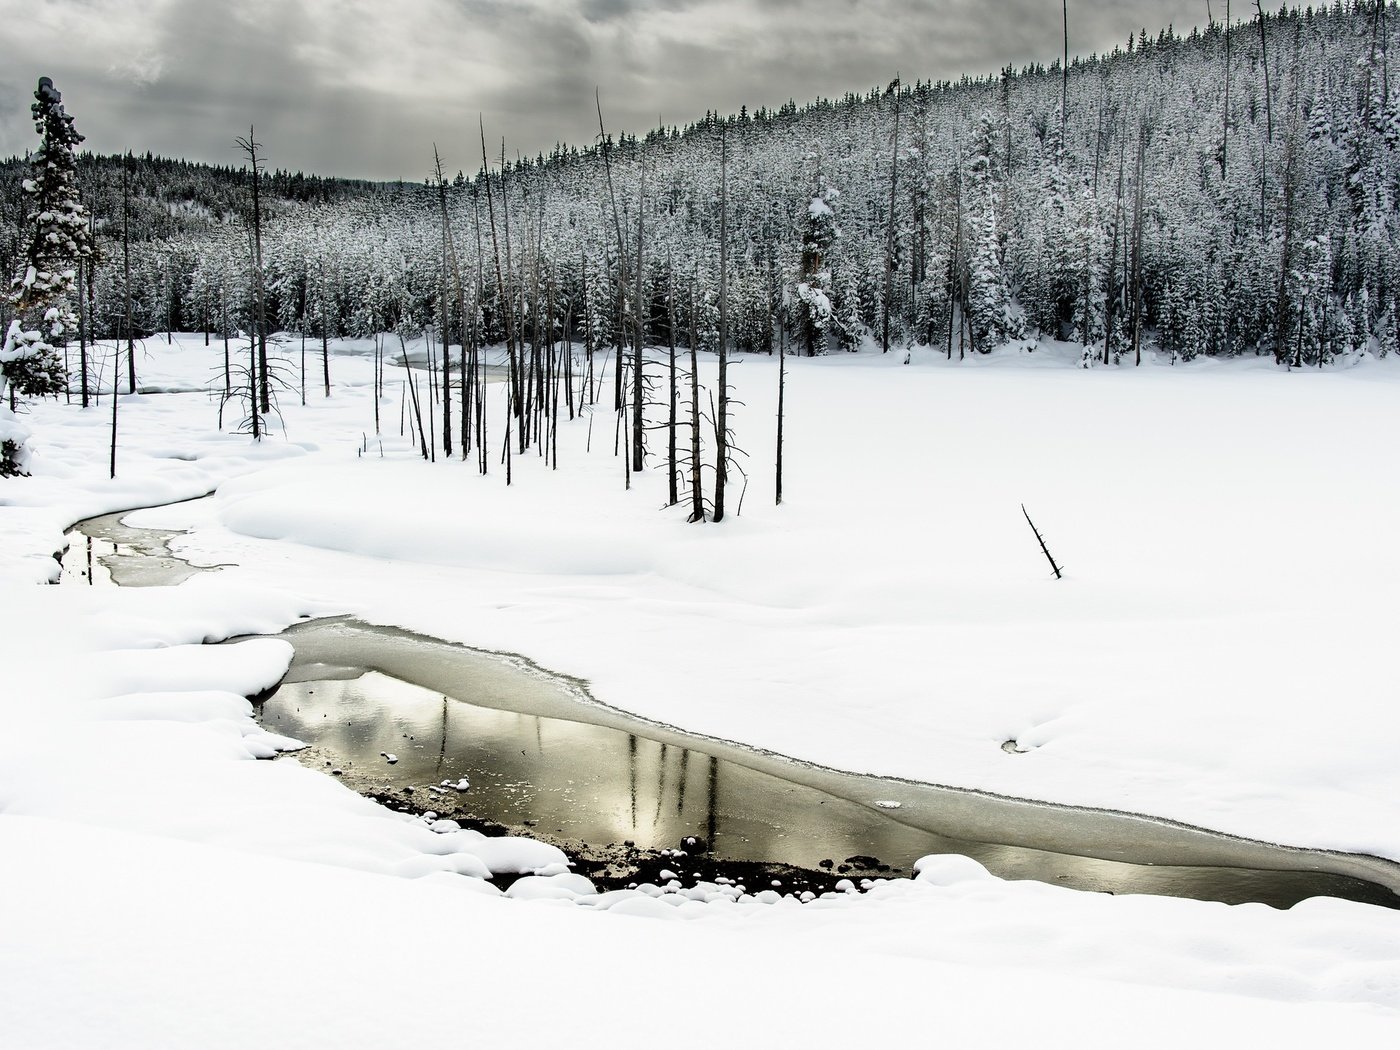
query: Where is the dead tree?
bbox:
[235,129,269,414]
[632,157,647,472]
[1221,0,1231,178]
[76,243,89,408]
[121,152,135,395]
[776,320,786,506]
[398,331,429,461]
[666,250,678,506]
[319,261,331,398]
[1061,1,1070,148]
[479,117,514,483]
[1272,124,1298,366]
[881,75,901,355]
[109,337,119,478]
[434,146,453,458]
[1022,505,1064,580]
[595,91,632,424]
[499,138,524,454]
[714,124,731,522]
[688,267,704,522]
[1255,1,1273,144]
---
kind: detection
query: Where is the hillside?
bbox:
[4,4,1398,368]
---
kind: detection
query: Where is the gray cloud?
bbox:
[0,0,1211,181]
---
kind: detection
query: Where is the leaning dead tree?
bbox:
[1021,504,1064,580]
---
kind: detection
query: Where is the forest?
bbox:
[4,2,1399,373]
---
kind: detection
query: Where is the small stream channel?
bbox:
[59,505,1400,909]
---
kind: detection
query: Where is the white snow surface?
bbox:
[2,333,1399,1045]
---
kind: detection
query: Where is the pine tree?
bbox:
[1,78,93,476]
[965,112,1017,351]
[794,180,839,355]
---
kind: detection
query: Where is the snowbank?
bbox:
[3,333,1399,1044]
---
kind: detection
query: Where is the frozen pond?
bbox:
[61,507,1400,909]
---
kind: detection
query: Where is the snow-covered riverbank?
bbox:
[3,334,1399,1045]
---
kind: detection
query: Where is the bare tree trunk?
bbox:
[1061,1,1070,147]
[471,192,486,460]
[248,328,259,440]
[122,153,135,395]
[666,252,678,506]
[110,333,119,478]
[632,158,646,471]
[1273,129,1297,365]
[425,330,437,463]
[399,333,430,461]
[434,147,453,458]
[564,292,575,421]
[948,163,961,361]
[1221,0,1231,178]
[479,117,515,482]
[447,209,470,460]
[498,138,524,454]
[776,321,785,506]
[236,129,270,414]
[319,269,330,398]
[882,76,901,355]
[581,249,595,405]
[595,93,632,421]
[1255,1,1273,144]
[221,291,230,396]
[714,126,730,522]
[77,254,89,408]
[1129,125,1147,367]
[689,290,703,523]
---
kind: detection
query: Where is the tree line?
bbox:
[7,3,1400,472]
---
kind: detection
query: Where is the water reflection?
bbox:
[260,665,1400,909]
[58,510,212,587]
[263,671,947,867]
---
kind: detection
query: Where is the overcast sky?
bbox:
[0,0,1213,182]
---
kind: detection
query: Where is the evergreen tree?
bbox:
[965,113,1018,350]
[793,180,839,355]
[1,78,93,476]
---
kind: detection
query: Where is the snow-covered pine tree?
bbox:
[1,78,93,476]
[1377,296,1399,358]
[794,180,839,355]
[965,113,1017,351]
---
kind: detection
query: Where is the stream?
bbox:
[59,504,1400,909]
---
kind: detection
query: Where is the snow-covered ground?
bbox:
[3,333,1399,1045]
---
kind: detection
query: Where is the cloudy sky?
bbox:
[1,0,1211,182]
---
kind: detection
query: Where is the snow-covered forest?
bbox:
[5,3,1400,368]
[7,4,1400,1045]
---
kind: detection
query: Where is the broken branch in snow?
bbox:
[1022,504,1064,580]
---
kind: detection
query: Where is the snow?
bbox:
[2,332,1400,1044]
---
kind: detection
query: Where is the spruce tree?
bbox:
[794,181,839,355]
[0,78,93,476]
[965,113,1017,351]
